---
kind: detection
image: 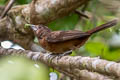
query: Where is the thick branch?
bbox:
[0,17,34,49]
[29,0,89,24]
[0,0,89,50]
[0,47,117,80]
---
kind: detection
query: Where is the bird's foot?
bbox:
[56,50,73,60]
[47,50,72,64]
[47,53,58,64]
[47,53,56,60]
[62,50,73,56]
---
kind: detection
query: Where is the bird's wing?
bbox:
[46,30,90,43]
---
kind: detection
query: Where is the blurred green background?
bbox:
[0,0,120,80]
[0,56,49,80]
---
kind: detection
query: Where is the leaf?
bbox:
[104,50,120,61]
[0,0,5,5]
[85,42,109,56]
[47,13,79,30]
[16,0,32,4]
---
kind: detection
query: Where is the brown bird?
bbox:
[30,19,117,55]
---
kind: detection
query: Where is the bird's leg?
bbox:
[48,50,72,59]
[44,50,73,66]
[61,50,73,56]
[56,50,73,60]
[47,50,72,65]
[47,53,59,65]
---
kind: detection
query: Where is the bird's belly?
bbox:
[39,38,88,54]
[46,39,87,54]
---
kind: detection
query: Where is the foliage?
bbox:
[48,13,79,30]
[0,56,49,80]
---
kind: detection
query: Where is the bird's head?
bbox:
[26,24,51,38]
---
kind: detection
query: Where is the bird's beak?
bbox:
[30,25,38,31]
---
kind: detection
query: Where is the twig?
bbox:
[75,10,89,19]
[0,0,15,19]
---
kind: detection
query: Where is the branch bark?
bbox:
[0,0,15,19]
[29,0,89,24]
[0,47,115,80]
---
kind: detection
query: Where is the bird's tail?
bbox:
[86,19,118,34]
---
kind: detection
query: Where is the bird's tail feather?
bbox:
[86,19,118,34]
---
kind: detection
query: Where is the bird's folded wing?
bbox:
[46,30,90,43]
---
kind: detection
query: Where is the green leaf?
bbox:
[0,0,5,5]
[104,50,120,61]
[26,0,32,3]
[16,0,32,4]
[47,13,79,30]
[85,42,109,56]
[71,51,76,56]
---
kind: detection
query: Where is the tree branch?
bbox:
[0,0,15,19]
[29,0,89,24]
[0,47,118,80]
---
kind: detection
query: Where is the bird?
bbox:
[29,19,117,55]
